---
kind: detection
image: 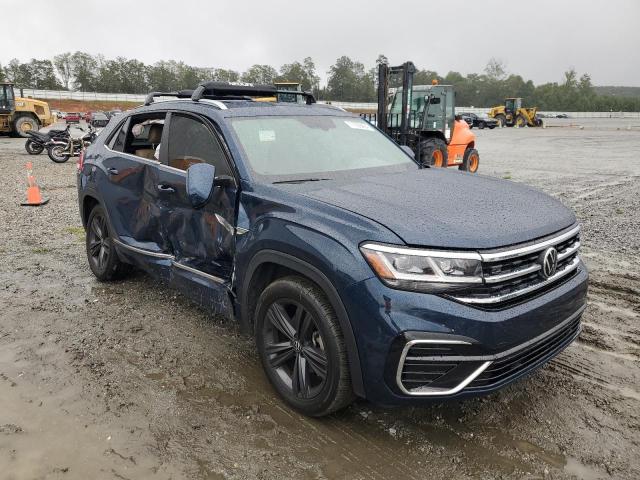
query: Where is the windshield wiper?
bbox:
[272,178,331,184]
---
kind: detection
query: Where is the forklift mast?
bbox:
[376,61,415,145]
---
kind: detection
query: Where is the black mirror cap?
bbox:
[186,163,216,209]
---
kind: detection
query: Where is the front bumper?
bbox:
[341,261,588,406]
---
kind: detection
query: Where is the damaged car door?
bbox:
[99,113,171,276]
[154,111,238,313]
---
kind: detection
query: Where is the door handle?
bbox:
[157,184,175,193]
[107,167,119,175]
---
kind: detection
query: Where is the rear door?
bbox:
[154,111,238,310]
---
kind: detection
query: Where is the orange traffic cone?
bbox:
[21,162,49,206]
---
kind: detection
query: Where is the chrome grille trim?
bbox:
[484,263,541,284]
[448,225,582,306]
[479,224,581,262]
[452,256,580,305]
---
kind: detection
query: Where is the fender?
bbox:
[241,249,365,397]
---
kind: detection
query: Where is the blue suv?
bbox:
[77,82,588,416]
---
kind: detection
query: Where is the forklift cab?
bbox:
[389,84,456,140]
[0,83,16,115]
[274,82,304,104]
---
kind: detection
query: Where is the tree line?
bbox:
[0,53,638,111]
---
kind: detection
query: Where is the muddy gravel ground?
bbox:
[1,119,639,480]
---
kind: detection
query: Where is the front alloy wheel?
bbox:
[264,300,328,399]
[256,276,354,416]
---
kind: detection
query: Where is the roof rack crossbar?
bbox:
[144,90,194,106]
[191,81,316,104]
[145,82,317,106]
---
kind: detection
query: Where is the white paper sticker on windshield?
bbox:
[259,130,276,142]
[344,120,374,131]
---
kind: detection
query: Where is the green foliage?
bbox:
[2,53,639,111]
[53,53,73,90]
[326,56,375,102]
[277,57,320,94]
[241,64,278,85]
[3,58,61,89]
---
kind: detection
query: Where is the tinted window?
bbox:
[109,121,127,152]
[167,114,230,175]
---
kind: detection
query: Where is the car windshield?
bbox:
[230,115,416,180]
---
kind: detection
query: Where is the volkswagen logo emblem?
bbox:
[539,247,558,279]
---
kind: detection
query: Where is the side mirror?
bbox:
[186,163,216,209]
[400,145,415,159]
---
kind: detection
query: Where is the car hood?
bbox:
[295,169,576,249]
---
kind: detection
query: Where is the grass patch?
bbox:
[64,226,85,239]
[32,247,51,254]
[615,208,624,214]
[502,174,512,179]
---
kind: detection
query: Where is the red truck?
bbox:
[64,112,81,123]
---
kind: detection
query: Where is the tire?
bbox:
[47,144,70,163]
[488,125,496,129]
[515,115,528,128]
[255,276,354,417]
[14,116,39,138]
[495,114,507,128]
[418,138,448,167]
[85,205,131,281]
[25,139,44,155]
[478,121,486,130]
[459,148,480,173]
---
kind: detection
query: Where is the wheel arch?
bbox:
[240,249,365,397]
[418,130,447,144]
[81,194,101,228]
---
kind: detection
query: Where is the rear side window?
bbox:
[107,112,166,159]
[109,121,128,152]
[166,114,230,175]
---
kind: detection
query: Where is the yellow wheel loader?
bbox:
[489,97,543,128]
[0,83,56,137]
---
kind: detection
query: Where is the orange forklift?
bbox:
[367,61,479,172]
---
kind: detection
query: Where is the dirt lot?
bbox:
[1,119,639,480]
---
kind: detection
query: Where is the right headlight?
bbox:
[360,243,483,293]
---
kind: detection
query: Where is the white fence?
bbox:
[18,88,147,103]
[16,88,640,118]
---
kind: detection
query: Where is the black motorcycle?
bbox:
[24,126,71,155]
[47,125,98,163]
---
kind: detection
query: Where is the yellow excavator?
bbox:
[489,97,543,128]
[0,83,56,137]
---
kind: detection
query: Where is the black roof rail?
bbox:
[144,90,193,106]
[191,81,316,104]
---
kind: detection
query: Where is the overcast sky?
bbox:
[4,0,639,87]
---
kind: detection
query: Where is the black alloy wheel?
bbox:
[88,211,111,274]
[256,276,354,416]
[263,299,328,399]
[85,206,130,281]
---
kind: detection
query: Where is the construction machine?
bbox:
[254,82,306,104]
[364,61,479,172]
[0,83,56,137]
[488,97,543,128]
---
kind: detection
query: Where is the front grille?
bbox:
[466,315,581,390]
[451,226,581,308]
